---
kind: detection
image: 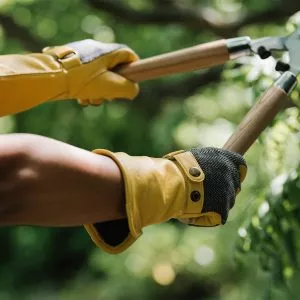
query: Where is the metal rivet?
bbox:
[190,191,201,202]
[189,167,201,177]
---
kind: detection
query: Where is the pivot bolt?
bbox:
[257,46,271,59]
[275,61,290,72]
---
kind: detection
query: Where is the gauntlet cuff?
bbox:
[0,53,68,116]
[85,149,205,254]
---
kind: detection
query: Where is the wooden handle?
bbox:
[223,86,292,155]
[117,40,229,82]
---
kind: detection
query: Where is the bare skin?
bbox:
[0,133,126,227]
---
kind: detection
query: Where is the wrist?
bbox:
[42,45,81,99]
[93,149,180,237]
[95,149,206,233]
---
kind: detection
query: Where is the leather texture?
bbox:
[0,39,139,116]
[86,147,247,254]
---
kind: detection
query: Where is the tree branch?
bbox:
[88,0,300,37]
[0,14,43,52]
[229,1,300,34]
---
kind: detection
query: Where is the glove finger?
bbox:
[106,48,139,70]
[184,212,223,226]
[220,148,247,168]
[220,150,247,188]
[78,98,106,106]
[230,155,247,184]
[90,98,106,106]
[77,99,90,106]
[225,157,247,191]
[233,165,247,196]
[89,71,139,100]
[239,164,247,183]
[221,148,247,167]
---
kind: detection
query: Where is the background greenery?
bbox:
[0,0,300,299]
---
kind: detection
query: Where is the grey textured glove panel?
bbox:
[189,147,246,224]
[67,39,126,63]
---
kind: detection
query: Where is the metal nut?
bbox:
[189,167,201,177]
[190,191,201,202]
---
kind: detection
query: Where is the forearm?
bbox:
[0,134,125,226]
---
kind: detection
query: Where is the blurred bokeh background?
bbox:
[1,0,300,299]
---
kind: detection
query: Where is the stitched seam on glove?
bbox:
[170,152,205,217]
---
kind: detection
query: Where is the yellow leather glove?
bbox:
[85,147,247,254]
[0,39,139,116]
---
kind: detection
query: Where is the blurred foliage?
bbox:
[0,0,300,299]
[234,13,300,297]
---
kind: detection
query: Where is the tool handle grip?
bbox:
[117,40,229,82]
[223,86,292,155]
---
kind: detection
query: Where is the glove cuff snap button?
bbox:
[189,167,201,177]
[190,191,201,202]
